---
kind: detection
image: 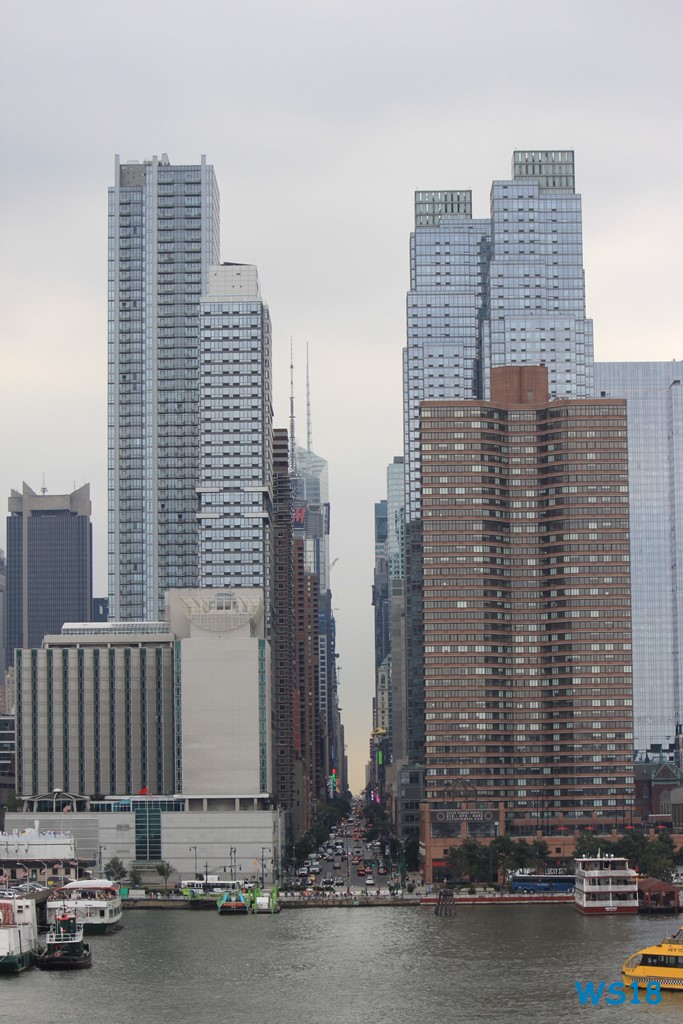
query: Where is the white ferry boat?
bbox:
[0,898,41,973]
[47,879,123,933]
[574,852,638,914]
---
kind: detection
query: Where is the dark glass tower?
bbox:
[5,483,92,668]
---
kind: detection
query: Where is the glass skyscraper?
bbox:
[108,154,220,621]
[5,483,92,668]
[197,263,273,599]
[595,361,683,758]
[404,150,594,524]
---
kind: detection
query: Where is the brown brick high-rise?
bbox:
[420,366,634,861]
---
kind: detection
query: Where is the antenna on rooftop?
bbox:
[41,474,47,495]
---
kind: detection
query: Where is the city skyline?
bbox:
[1,0,681,791]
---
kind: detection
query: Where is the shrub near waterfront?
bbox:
[444,832,677,884]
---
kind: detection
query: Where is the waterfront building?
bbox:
[594,361,683,761]
[6,797,283,885]
[197,264,273,607]
[108,154,220,621]
[15,621,175,798]
[419,366,634,879]
[5,483,92,672]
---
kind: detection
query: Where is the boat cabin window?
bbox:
[641,954,683,967]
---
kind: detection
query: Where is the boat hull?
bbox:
[623,970,683,992]
[218,903,249,915]
[575,904,638,914]
[0,951,34,974]
[36,948,92,971]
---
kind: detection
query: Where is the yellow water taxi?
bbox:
[622,927,683,991]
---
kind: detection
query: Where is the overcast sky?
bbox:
[1,0,681,792]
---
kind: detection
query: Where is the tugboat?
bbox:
[36,912,93,970]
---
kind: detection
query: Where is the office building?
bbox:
[196,263,273,606]
[595,361,683,760]
[419,366,634,877]
[5,483,92,670]
[108,153,220,621]
[15,587,275,801]
[15,621,175,797]
[166,588,272,798]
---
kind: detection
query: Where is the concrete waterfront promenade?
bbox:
[122,890,575,910]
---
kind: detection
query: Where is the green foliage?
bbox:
[128,866,143,887]
[640,835,675,882]
[103,856,126,881]
[155,861,175,889]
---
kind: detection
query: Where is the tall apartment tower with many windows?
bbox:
[419,366,634,877]
[196,263,273,606]
[108,154,220,621]
[402,150,595,769]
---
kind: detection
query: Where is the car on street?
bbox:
[364,876,375,887]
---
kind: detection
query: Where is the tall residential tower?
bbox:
[108,154,220,621]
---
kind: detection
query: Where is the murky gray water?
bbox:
[2,905,682,1023]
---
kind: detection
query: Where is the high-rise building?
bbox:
[405,149,594,524]
[595,361,683,760]
[272,428,297,815]
[419,366,634,878]
[108,154,220,621]
[5,483,92,669]
[0,547,5,683]
[292,444,341,797]
[402,150,595,773]
[196,263,273,603]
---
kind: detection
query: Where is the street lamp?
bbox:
[189,846,198,878]
[260,847,272,888]
[229,847,237,881]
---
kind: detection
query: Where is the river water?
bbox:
[2,905,682,1023]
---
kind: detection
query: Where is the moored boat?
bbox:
[0,898,41,974]
[574,852,638,914]
[35,912,92,970]
[217,890,250,915]
[48,878,123,933]
[622,927,683,991]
